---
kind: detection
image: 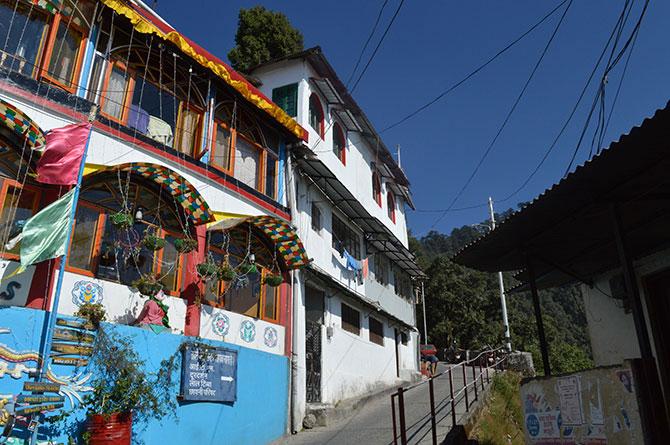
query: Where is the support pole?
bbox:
[429,378,437,445]
[526,254,551,376]
[489,197,511,351]
[421,281,428,345]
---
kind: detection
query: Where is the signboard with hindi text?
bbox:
[180,344,237,403]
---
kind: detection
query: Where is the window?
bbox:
[272,83,298,117]
[333,122,346,164]
[265,156,277,200]
[374,253,389,286]
[0,184,39,257]
[311,203,322,232]
[131,75,177,146]
[341,303,360,335]
[211,123,232,171]
[0,1,48,78]
[401,331,409,345]
[68,204,104,272]
[100,62,134,123]
[175,103,203,156]
[372,171,382,207]
[387,192,396,223]
[234,135,261,189]
[369,317,384,346]
[309,93,324,139]
[394,269,413,300]
[332,214,360,259]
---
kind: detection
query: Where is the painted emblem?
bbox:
[263,327,278,348]
[240,320,256,343]
[211,313,230,336]
[71,281,103,306]
[0,281,21,300]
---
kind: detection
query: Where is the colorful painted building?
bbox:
[0,0,312,443]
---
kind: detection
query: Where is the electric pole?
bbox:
[421,281,428,344]
[489,197,512,352]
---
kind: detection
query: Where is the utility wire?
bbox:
[497,0,642,203]
[345,0,390,89]
[349,0,406,94]
[381,0,570,134]
[429,0,573,230]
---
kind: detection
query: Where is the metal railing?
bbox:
[390,348,508,445]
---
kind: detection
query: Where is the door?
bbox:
[305,285,324,403]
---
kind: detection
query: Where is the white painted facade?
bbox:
[251,52,421,425]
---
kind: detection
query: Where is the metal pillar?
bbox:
[526,254,551,376]
[421,281,428,344]
[488,197,512,351]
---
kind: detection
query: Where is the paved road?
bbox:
[273,362,494,445]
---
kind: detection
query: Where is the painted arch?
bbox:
[0,98,47,150]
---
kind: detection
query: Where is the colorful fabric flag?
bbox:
[36,122,91,185]
[18,188,76,272]
[361,257,369,279]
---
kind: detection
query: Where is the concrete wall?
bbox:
[0,306,289,445]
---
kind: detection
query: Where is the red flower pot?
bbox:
[87,412,132,445]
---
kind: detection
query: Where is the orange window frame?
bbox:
[233,131,266,193]
[151,228,184,297]
[264,154,278,199]
[209,120,234,174]
[175,101,205,158]
[65,201,106,277]
[8,6,51,80]
[260,269,280,323]
[0,180,41,262]
[40,12,88,94]
[98,60,135,125]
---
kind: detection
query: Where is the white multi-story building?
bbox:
[250,46,424,426]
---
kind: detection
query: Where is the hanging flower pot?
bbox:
[217,264,236,282]
[174,238,197,253]
[142,233,166,251]
[238,261,258,275]
[197,262,218,279]
[110,212,134,230]
[264,273,283,287]
[132,275,163,297]
[86,412,132,445]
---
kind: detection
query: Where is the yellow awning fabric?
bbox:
[99,0,308,142]
[208,215,310,270]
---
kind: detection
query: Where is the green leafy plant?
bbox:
[217,263,236,282]
[197,261,218,279]
[142,232,166,251]
[237,261,257,275]
[264,273,283,287]
[109,211,134,230]
[74,303,107,329]
[132,274,164,297]
[174,238,197,253]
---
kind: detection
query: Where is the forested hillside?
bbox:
[411,211,593,374]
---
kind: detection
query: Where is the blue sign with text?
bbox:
[180,344,238,403]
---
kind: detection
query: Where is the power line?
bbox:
[349,0,406,94]
[414,202,488,213]
[497,0,643,204]
[345,0,390,89]
[429,0,573,230]
[380,0,570,134]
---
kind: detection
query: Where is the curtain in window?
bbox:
[234,137,259,189]
[0,3,48,77]
[102,67,126,120]
[48,24,82,86]
[212,126,231,170]
[176,107,201,155]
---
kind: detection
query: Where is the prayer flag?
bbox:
[36,122,91,185]
[19,188,76,271]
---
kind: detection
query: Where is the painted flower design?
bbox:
[263,327,278,348]
[71,281,103,306]
[240,320,256,343]
[211,313,230,336]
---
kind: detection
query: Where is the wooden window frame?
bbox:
[209,119,234,175]
[387,192,396,223]
[264,153,278,199]
[40,12,88,94]
[260,269,280,323]
[372,171,382,207]
[369,316,384,346]
[98,59,135,125]
[333,122,346,165]
[341,302,360,336]
[0,180,41,262]
[65,201,106,277]
[0,5,51,79]
[175,101,205,158]
[309,93,325,140]
[233,131,266,193]
[152,227,184,297]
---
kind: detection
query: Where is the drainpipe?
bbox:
[286,151,300,434]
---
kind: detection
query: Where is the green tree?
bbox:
[228,6,304,73]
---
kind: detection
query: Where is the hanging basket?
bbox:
[142,234,166,251]
[217,264,236,282]
[132,276,163,297]
[110,212,134,230]
[197,262,218,279]
[174,238,197,253]
[238,261,257,275]
[264,273,283,287]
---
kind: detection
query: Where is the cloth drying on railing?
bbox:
[147,115,173,146]
[128,104,150,135]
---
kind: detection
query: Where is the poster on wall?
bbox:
[180,343,237,403]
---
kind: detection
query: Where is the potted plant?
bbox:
[75,303,107,329]
[141,231,166,251]
[80,329,178,445]
[132,275,164,297]
[264,273,283,287]
[110,211,134,230]
[237,260,257,275]
[197,261,218,279]
[217,256,236,282]
[174,237,197,253]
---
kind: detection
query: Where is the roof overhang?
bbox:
[310,77,344,105]
[453,102,670,291]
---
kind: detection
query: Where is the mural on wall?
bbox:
[212,313,230,337]
[520,364,643,444]
[263,327,278,348]
[240,320,256,343]
[0,261,36,307]
[71,280,104,306]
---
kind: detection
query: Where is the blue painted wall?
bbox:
[0,306,289,445]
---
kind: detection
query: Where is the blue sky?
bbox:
[152,0,670,236]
